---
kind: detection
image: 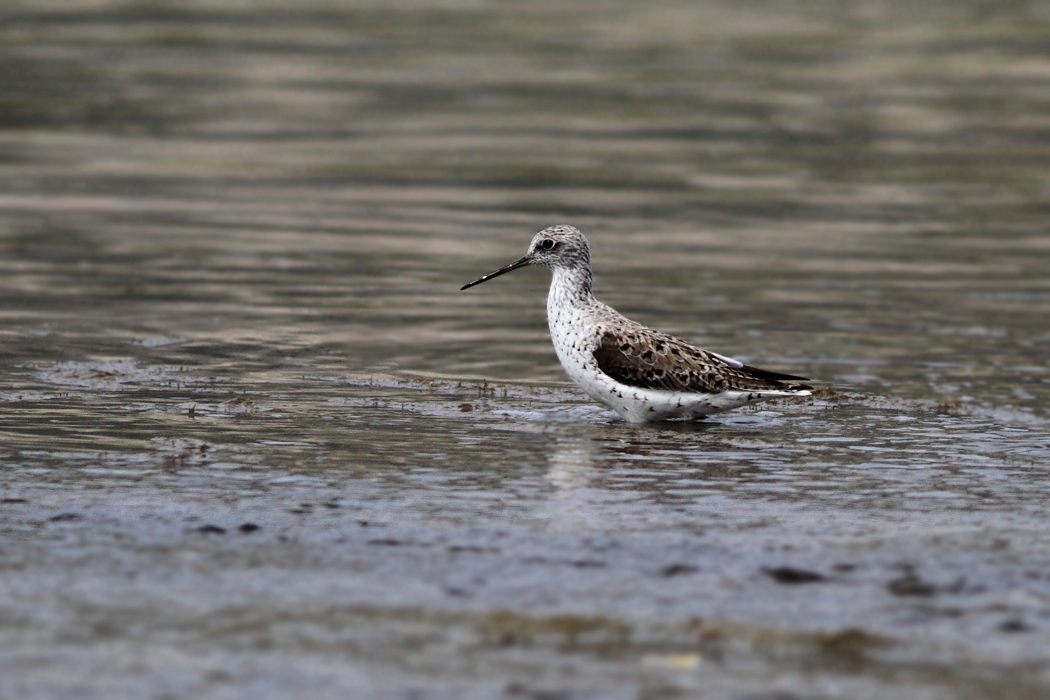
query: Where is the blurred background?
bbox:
[2,1,1050,699]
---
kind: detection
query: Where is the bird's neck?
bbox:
[549,265,594,305]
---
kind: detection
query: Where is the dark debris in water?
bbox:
[932,400,969,417]
[223,396,257,416]
[448,545,500,554]
[886,569,937,597]
[571,559,607,569]
[480,610,632,651]
[810,627,893,662]
[999,619,1032,633]
[660,563,700,577]
[190,524,227,535]
[763,566,827,585]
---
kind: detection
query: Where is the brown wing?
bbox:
[592,326,811,394]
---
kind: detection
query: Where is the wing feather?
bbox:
[592,326,811,394]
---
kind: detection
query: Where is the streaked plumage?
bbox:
[461,225,812,423]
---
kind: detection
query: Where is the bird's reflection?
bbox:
[544,421,721,497]
[546,433,602,494]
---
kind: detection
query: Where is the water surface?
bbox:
[2,1,1050,698]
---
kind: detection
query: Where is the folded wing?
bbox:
[592,327,811,394]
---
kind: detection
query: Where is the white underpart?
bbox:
[545,266,810,424]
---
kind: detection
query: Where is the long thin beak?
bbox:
[460,255,532,290]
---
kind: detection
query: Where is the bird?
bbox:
[461,225,812,423]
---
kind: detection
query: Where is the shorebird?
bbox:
[461,225,812,423]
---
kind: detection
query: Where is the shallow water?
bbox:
[2,1,1050,698]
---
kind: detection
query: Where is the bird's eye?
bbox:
[540,239,556,250]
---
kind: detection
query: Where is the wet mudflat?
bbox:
[2,1,1050,698]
